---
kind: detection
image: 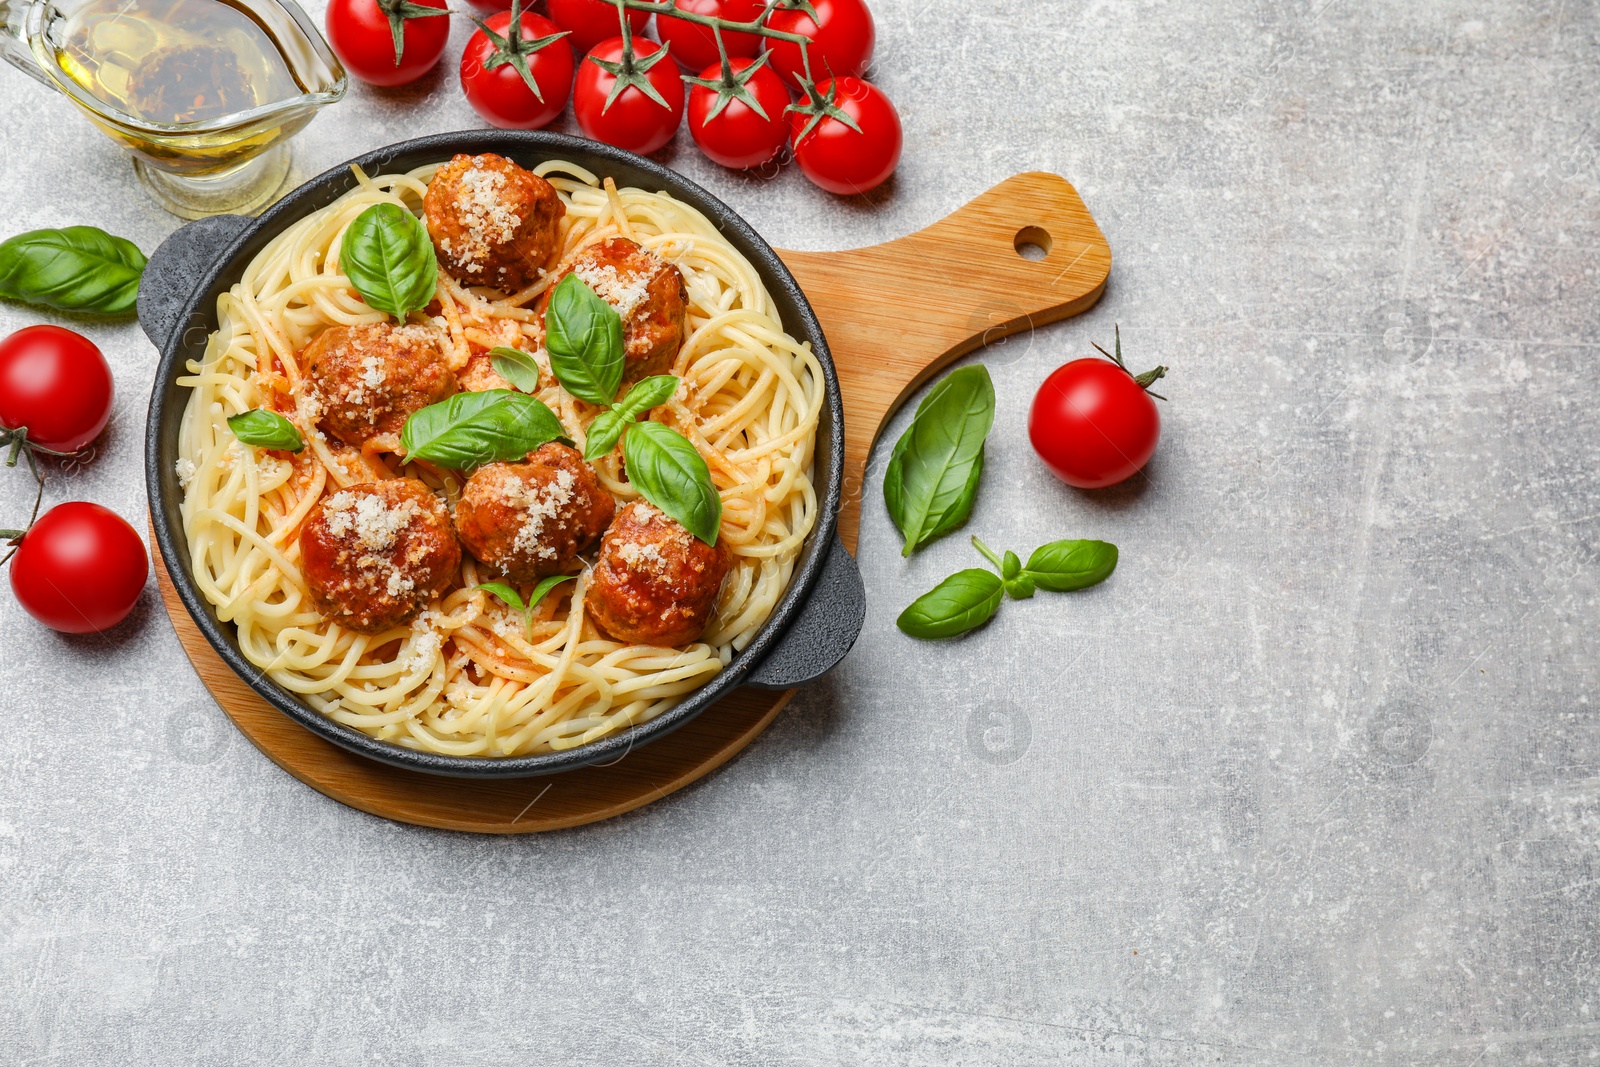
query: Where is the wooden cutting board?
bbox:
[152,172,1111,833]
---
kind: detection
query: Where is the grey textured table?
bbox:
[2,2,1596,1063]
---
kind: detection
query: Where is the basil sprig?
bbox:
[342,203,439,320]
[883,365,995,557]
[897,535,1119,640]
[0,226,146,315]
[479,574,576,637]
[584,374,678,461]
[624,420,722,544]
[401,389,569,470]
[227,409,305,452]
[488,347,542,393]
[545,273,625,406]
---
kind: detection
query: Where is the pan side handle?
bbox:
[744,531,866,690]
[137,214,252,354]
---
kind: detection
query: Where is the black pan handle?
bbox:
[138,214,252,353]
[744,531,866,690]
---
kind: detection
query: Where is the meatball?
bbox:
[424,153,565,293]
[454,443,615,582]
[300,323,454,449]
[300,479,461,634]
[588,501,731,647]
[549,238,688,386]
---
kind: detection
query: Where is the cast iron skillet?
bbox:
[141,130,863,779]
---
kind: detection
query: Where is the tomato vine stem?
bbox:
[1092,324,1169,401]
[609,0,812,48]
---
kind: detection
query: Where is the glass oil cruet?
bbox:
[0,0,346,218]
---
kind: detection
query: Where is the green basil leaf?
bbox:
[584,375,679,460]
[401,389,569,471]
[489,347,541,392]
[342,203,439,320]
[0,226,146,315]
[1024,539,1119,592]
[1002,550,1021,580]
[1004,573,1036,600]
[583,407,630,463]
[883,365,995,557]
[477,581,527,613]
[616,375,679,418]
[226,409,305,452]
[896,569,1004,640]
[623,420,722,544]
[545,273,625,406]
[527,573,576,610]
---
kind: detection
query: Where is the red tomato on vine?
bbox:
[788,75,901,194]
[658,0,766,72]
[764,0,874,87]
[547,0,648,54]
[325,0,451,87]
[460,3,575,129]
[0,325,113,460]
[686,55,790,169]
[1029,326,1169,489]
[5,501,148,634]
[574,36,685,155]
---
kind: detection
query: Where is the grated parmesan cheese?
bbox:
[322,491,420,552]
[448,162,523,272]
[617,541,667,573]
[174,457,197,488]
[574,262,652,318]
[509,467,576,561]
[398,628,441,675]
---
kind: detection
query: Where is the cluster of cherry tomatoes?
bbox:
[324,0,903,194]
[0,326,147,634]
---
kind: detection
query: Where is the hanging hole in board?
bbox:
[1014,226,1052,261]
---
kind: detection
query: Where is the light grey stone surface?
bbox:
[2,1,1597,1063]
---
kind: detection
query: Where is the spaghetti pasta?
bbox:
[176,159,823,757]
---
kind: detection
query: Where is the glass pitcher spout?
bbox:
[0,0,58,88]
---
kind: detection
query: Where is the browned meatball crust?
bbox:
[424,153,565,293]
[300,479,461,634]
[587,501,731,647]
[300,323,454,449]
[454,443,615,582]
[549,237,688,386]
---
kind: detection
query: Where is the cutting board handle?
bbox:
[776,171,1112,550]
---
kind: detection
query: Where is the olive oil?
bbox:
[1,0,344,216]
[54,0,301,124]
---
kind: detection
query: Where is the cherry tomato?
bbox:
[460,10,575,129]
[1029,332,1168,489]
[547,0,648,54]
[657,0,765,71]
[687,57,790,169]
[8,502,147,633]
[0,325,112,454]
[574,37,686,155]
[789,76,901,195]
[764,0,874,87]
[325,0,450,88]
